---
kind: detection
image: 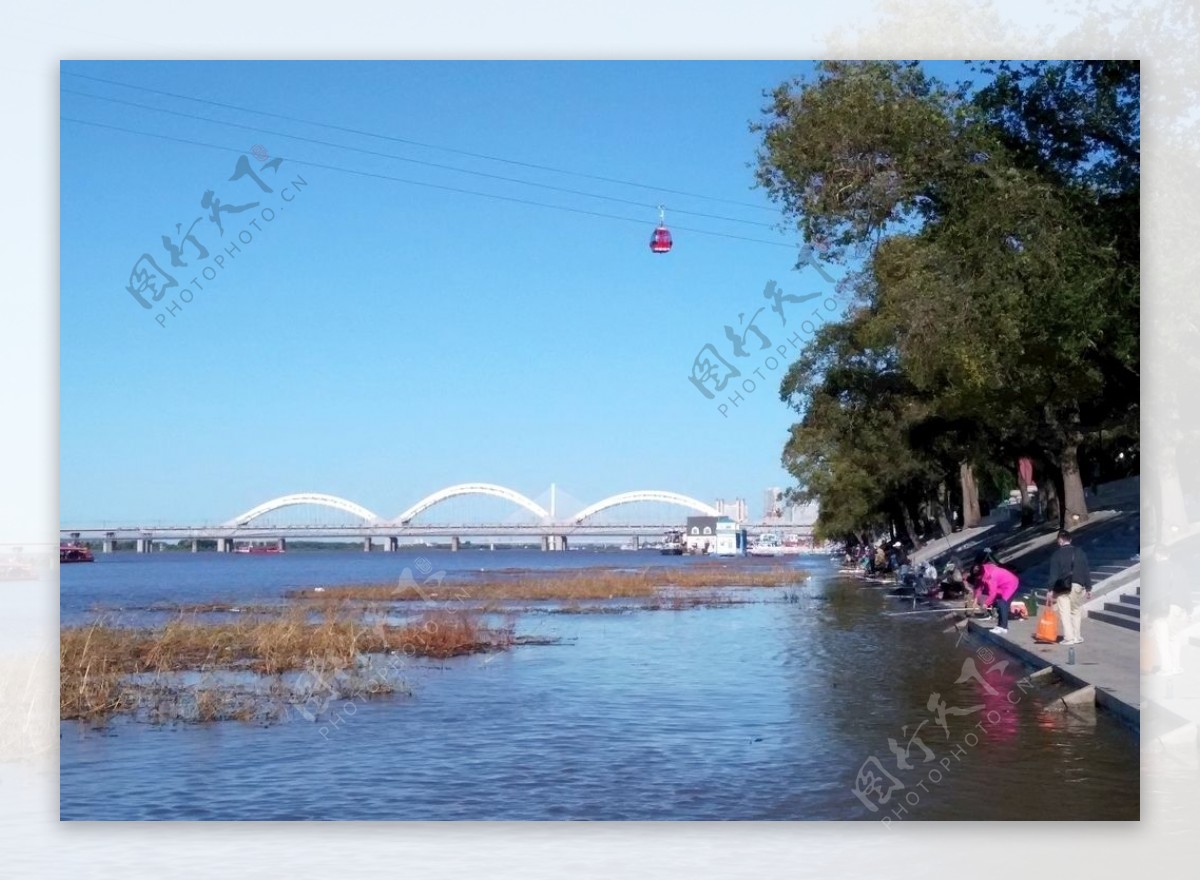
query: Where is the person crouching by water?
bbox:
[968,556,1021,634]
[920,560,939,597]
[942,562,968,604]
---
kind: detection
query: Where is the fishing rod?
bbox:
[883,608,967,617]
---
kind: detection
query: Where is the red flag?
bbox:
[1018,457,1034,491]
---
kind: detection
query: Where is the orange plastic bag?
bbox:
[1033,606,1058,643]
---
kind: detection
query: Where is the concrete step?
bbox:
[1091,563,1140,596]
[1089,608,1141,631]
[1120,593,1140,608]
[1103,601,1139,619]
[1083,568,1140,615]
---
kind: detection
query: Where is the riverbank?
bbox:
[925,483,1142,729]
[967,614,1140,728]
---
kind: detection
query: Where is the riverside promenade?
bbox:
[912,490,1142,729]
[967,603,1140,728]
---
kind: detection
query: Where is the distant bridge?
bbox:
[61,483,814,553]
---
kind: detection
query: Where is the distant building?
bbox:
[783,500,820,527]
[686,515,718,551]
[763,487,784,520]
[761,488,819,526]
[714,497,749,523]
[685,515,746,555]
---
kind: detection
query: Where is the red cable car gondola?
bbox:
[650,205,673,254]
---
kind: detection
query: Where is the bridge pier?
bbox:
[542,535,567,552]
[191,539,199,553]
[216,538,230,553]
[385,537,398,552]
[363,537,373,553]
[135,538,148,554]
[450,536,460,552]
[278,537,286,553]
[632,535,640,550]
[102,533,114,554]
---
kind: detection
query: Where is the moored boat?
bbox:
[60,544,94,563]
[660,530,684,556]
[748,533,807,557]
[234,542,284,554]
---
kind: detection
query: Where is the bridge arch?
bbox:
[391,483,550,525]
[571,490,720,524]
[224,493,380,527]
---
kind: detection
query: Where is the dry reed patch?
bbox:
[289,566,806,603]
[60,608,514,722]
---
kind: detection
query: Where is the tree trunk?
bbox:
[934,483,953,535]
[1043,470,1060,525]
[901,503,922,549]
[960,462,981,528]
[1060,439,1090,527]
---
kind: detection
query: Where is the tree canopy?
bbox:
[756,60,1139,541]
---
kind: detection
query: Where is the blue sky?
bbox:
[60,60,974,524]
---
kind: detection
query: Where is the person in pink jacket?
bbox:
[969,560,1020,634]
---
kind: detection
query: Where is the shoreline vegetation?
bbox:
[62,566,807,724]
[287,564,807,602]
[60,610,517,725]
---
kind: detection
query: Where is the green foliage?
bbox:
[759,61,1139,537]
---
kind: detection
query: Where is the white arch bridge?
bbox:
[61,484,806,553]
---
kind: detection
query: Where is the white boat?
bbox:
[748,533,807,557]
[660,530,685,556]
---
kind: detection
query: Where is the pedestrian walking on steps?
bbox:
[1047,529,1092,645]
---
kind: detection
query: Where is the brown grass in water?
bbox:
[289,565,806,603]
[62,566,802,722]
[60,609,510,722]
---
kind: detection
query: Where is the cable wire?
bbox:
[62,87,777,229]
[61,115,798,250]
[63,70,778,214]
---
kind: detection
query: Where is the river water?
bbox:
[59,550,1138,820]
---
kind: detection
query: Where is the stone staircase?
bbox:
[1089,552,1141,591]
[1015,511,1140,595]
[1088,585,1141,632]
[1009,510,1143,632]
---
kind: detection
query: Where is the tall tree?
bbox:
[757,61,1138,530]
